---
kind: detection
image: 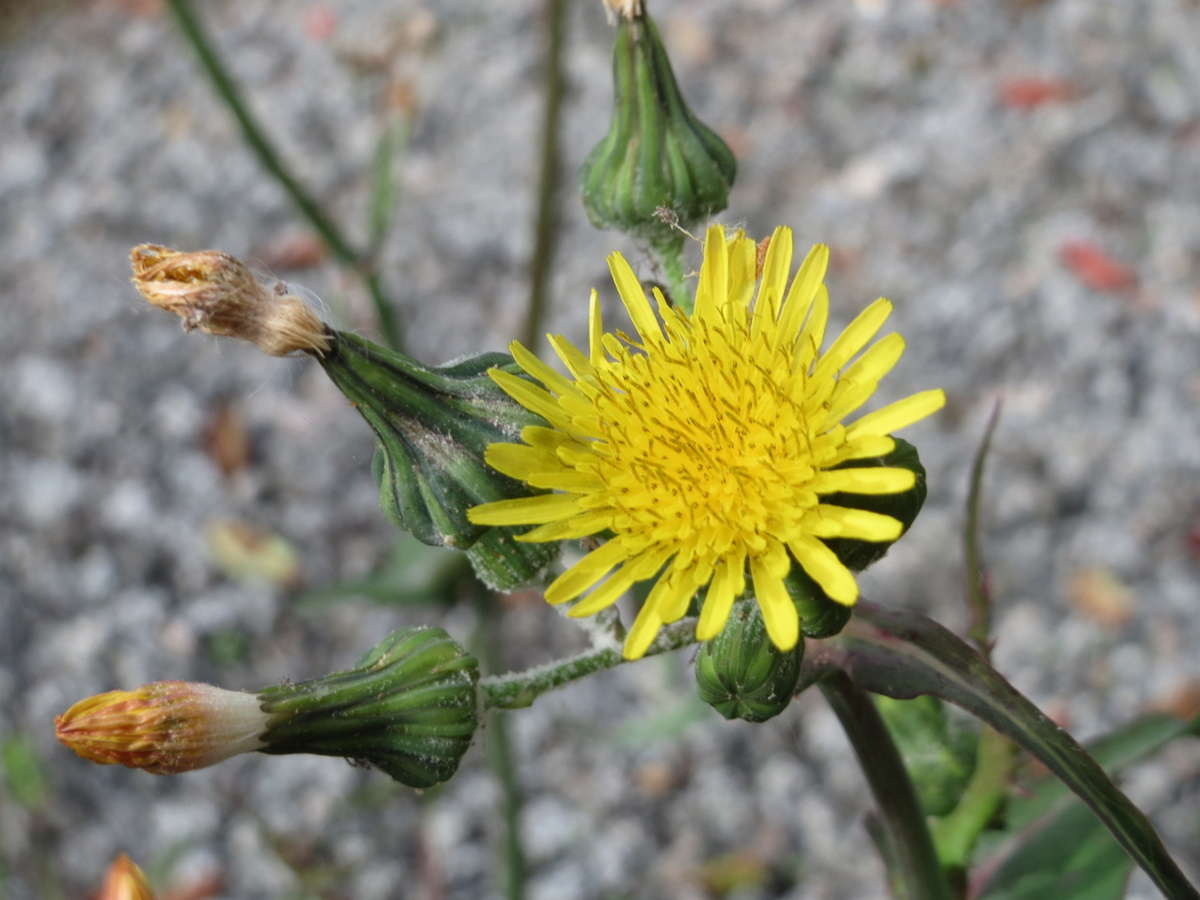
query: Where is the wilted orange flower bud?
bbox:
[98,854,155,900]
[130,244,329,356]
[55,681,268,775]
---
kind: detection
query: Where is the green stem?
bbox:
[650,235,692,313]
[964,401,1001,657]
[522,0,569,351]
[165,0,402,350]
[931,725,1015,870]
[474,589,527,900]
[479,617,698,710]
[819,672,953,900]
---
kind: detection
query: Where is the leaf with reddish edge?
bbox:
[800,601,1199,900]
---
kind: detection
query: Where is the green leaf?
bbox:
[299,534,472,609]
[874,695,978,817]
[972,711,1200,899]
[2,737,47,810]
[801,602,1199,900]
[977,804,1131,900]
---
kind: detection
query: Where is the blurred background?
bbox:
[2,0,1200,898]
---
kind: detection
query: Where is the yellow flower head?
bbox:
[469,225,944,659]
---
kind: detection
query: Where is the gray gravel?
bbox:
[3,0,1200,898]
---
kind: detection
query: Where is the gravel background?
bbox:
[3,0,1200,898]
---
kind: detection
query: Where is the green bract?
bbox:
[580,9,736,250]
[257,627,479,789]
[320,331,559,590]
[696,599,803,723]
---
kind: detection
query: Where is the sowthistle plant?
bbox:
[59,2,1200,899]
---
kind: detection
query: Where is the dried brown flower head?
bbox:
[55,681,268,775]
[130,244,330,356]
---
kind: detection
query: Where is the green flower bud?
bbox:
[322,331,560,589]
[696,599,803,723]
[258,627,479,789]
[785,566,853,639]
[579,8,736,249]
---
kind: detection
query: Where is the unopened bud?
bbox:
[580,8,736,248]
[258,626,479,789]
[695,599,803,723]
[326,332,558,589]
[130,244,329,357]
[96,854,156,900]
[98,855,156,900]
[56,628,480,790]
[55,681,268,775]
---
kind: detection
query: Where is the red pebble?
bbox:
[998,77,1074,110]
[1058,240,1136,292]
[303,5,337,41]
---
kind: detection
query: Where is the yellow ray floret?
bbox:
[469,225,945,660]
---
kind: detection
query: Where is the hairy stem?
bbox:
[165,0,402,349]
[479,617,698,710]
[473,592,528,900]
[523,0,569,351]
[820,672,953,900]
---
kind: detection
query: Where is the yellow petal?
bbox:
[489,369,570,428]
[806,506,903,541]
[752,561,799,651]
[607,253,662,345]
[788,535,859,606]
[776,244,828,346]
[516,512,612,542]
[812,298,892,380]
[589,288,605,366]
[696,556,741,640]
[839,332,905,387]
[757,226,794,325]
[468,492,581,526]
[694,224,729,323]
[510,341,576,396]
[810,467,916,495]
[727,233,758,313]
[484,443,562,480]
[623,605,663,660]
[846,389,946,438]
[647,568,698,623]
[569,547,670,617]
[527,470,606,492]
[796,285,829,366]
[544,539,631,604]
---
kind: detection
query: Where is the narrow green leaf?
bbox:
[802,602,1199,900]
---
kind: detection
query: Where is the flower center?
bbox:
[592,318,821,554]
